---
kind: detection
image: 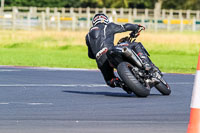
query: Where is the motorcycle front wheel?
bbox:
[155,78,171,95]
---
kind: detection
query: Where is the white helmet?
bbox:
[92,13,109,26]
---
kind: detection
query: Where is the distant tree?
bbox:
[4,0,200,10]
[5,0,81,7]
[80,0,129,8]
[80,0,99,7]
[63,0,81,7]
[128,0,157,9]
[95,0,113,8]
[98,0,129,8]
[162,0,187,9]
[184,0,200,10]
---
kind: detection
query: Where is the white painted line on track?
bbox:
[0,65,98,71]
[0,69,21,72]
[38,67,98,71]
[0,82,193,87]
[0,103,10,105]
[25,102,53,105]
[0,102,53,105]
[0,84,108,87]
[0,65,196,75]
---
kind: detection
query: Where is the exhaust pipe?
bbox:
[122,47,143,68]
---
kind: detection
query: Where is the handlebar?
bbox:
[117,25,145,44]
[129,25,145,39]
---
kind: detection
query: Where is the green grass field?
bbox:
[0,30,199,73]
[0,46,95,68]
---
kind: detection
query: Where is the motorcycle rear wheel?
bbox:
[117,62,150,97]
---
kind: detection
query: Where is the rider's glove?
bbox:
[138,24,145,31]
[133,24,145,38]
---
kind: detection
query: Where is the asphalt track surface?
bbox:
[0,66,194,133]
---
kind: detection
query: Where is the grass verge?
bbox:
[0,46,96,69]
[0,45,198,73]
[0,30,199,73]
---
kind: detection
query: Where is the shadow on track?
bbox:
[62,90,136,97]
[62,90,162,98]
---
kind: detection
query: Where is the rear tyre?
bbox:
[117,62,150,97]
[155,79,171,95]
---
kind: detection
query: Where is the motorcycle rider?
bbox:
[85,13,157,94]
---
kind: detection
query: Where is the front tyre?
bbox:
[155,78,171,95]
[117,62,150,97]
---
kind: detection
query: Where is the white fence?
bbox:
[0,7,200,31]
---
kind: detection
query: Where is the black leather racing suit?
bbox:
[85,22,139,86]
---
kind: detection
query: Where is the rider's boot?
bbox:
[140,56,161,84]
[134,43,161,84]
[137,52,152,71]
[152,64,162,76]
[107,78,132,94]
[134,43,153,71]
[134,43,161,73]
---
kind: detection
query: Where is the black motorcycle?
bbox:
[107,28,171,97]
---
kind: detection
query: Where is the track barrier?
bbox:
[187,50,200,133]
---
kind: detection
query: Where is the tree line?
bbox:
[4,0,200,10]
